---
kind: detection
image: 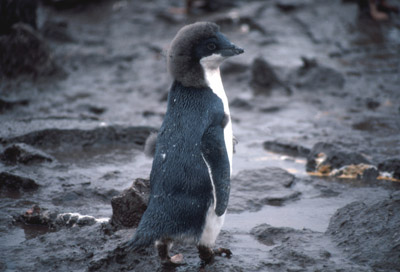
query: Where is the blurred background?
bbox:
[0,0,399,271]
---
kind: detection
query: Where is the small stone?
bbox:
[290,57,345,91]
[250,57,291,96]
[229,98,253,110]
[365,98,380,110]
[263,140,310,157]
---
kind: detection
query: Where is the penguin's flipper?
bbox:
[201,125,230,216]
[144,132,158,158]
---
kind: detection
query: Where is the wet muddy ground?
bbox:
[1,0,400,271]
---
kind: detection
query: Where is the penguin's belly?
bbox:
[199,205,225,247]
[199,63,232,246]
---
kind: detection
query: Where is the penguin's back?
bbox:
[137,81,226,242]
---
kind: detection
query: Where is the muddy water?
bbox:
[1,0,400,271]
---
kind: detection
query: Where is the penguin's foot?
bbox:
[213,247,232,258]
[197,245,233,264]
[157,239,185,267]
[171,253,184,263]
[198,245,214,263]
[161,254,185,267]
[369,0,389,20]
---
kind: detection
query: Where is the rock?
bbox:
[110,178,150,228]
[0,98,29,113]
[142,110,164,118]
[229,98,253,110]
[365,98,380,110]
[352,117,397,133]
[263,140,310,157]
[329,164,379,180]
[306,142,383,181]
[0,23,61,78]
[87,105,107,115]
[250,57,291,96]
[306,142,370,173]
[1,125,157,151]
[191,0,236,13]
[378,158,400,180]
[221,61,248,75]
[15,205,57,227]
[77,104,107,115]
[0,172,39,192]
[1,143,53,165]
[0,0,37,35]
[15,205,101,229]
[291,57,345,90]
[229,167,299,213]
[360,167,380,181]
[274,0,310,13]
[275,2,297,13]
[100,170,121,181]
[55,213,97,227]
[327,192,400,270]
[259,105,281,113]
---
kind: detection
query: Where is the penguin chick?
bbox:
[124,22,243,267]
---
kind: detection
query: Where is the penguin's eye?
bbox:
[207,43,216,51]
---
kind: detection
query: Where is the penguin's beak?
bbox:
[215,32,244,57]
[220,44,244,57]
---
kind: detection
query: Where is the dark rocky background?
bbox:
[1,0,400,271]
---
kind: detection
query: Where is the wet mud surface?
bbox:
[1,0,400,271]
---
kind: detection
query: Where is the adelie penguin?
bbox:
[125,22,244,266]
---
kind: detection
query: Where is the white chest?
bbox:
[200,60,233,173]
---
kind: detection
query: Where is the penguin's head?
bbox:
[168,22,244,88]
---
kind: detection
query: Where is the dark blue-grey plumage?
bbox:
[126,80,230,250]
